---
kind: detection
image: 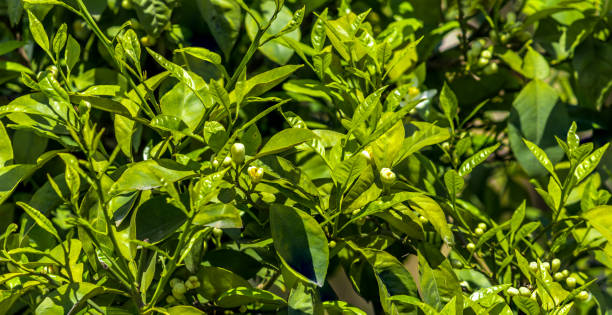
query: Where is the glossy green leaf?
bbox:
[111,159,196,193]
[574,144,609,183]
[523,138,559,182]
[444,169,463,198]
[458,143,500,177]
[65,35,80,74]
[193,203,242,228]
[167,306,206,315]
[27,11,50,56]
[198,0,241,59]
[52,23,67,57]
[512,296,541,315]
[241,64,303,99]
[17,201,60,241]
[583,205,612,242]
[270,204,329,286]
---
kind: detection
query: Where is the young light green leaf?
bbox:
[458,143,500,177]
[566,121,579,152]
[27,11,51,57]
[310,9,327,51]
[574,143,609,183]
[241,64,303,99]
[0,121,13,167]
[270,204,329,286]
[147,48,195,91]
[523,47,550,80]
[523,138,559,183]
[17,201,60,241]
[52,23,67,57]
[119,29,141,68]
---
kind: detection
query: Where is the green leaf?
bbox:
[396,121,450,163]
[245,1,302,65]
[458,143,500,177]
[508,79,566,176]
[522,138,559,182]
[133,0,172,36]
[52,23,67,57]
[269,204,329,286]
[370,120,403,169]
[574,144,609,183]
[27,11,50,56]
[198,0,241,59]
[167,306,206,315]
[176,47,222,65]
[118,29,141,67]
[469,284,510,308]
[439,82,458,127]
[146,48,200,94]
[193,203,242,228]
[418,248,461,310]
[0,121,13,167]
[160,80,209,131]
[111,159,196,193]
[35,283,105,315]
[65,35,80,74]
[444,169,464,198]
[255,128,316,158]
[523,47,550,80]
[135,196,187,243]
[0,40,24,56]
[16,201,60,241]
[310,9,327,51]
[510,201,526,240]
[241,64,303,99]
[583,205,612,242]
[408,195,454,245]
[512,296,542,315]
[196,266,251,300]
[216,287,286,308]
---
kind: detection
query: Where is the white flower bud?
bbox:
[380,168,396,185]
[507,287,519,296]
[361,150,371,160]
[222,156,232,166]
[231,143,246,164]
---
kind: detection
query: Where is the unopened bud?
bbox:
[361,150,371,160]
[576,290,589,301]
[474,228,484,236]
[213,227,223,239]
[529,261,538,273]
[222,156,232,166]
[169,278,181,288]
[380,168,396,185]
[554,272,565,281]
[542,262,550,272]
[172,282,186,295]
[212,159,220,168]
[507,287,519,296]
[329,240,336,248]
[419,215,429,224]
[477,223,487,230]
[231,143,245,164]
[519,287,531,297]
[551,258,561,272]
[466,242,475,251]
[166,295,176,304]
[566,277,576,289]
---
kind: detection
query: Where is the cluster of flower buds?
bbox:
[167,276,201,302]
[474,222,487,236]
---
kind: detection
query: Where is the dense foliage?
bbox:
[1,0,612,314]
